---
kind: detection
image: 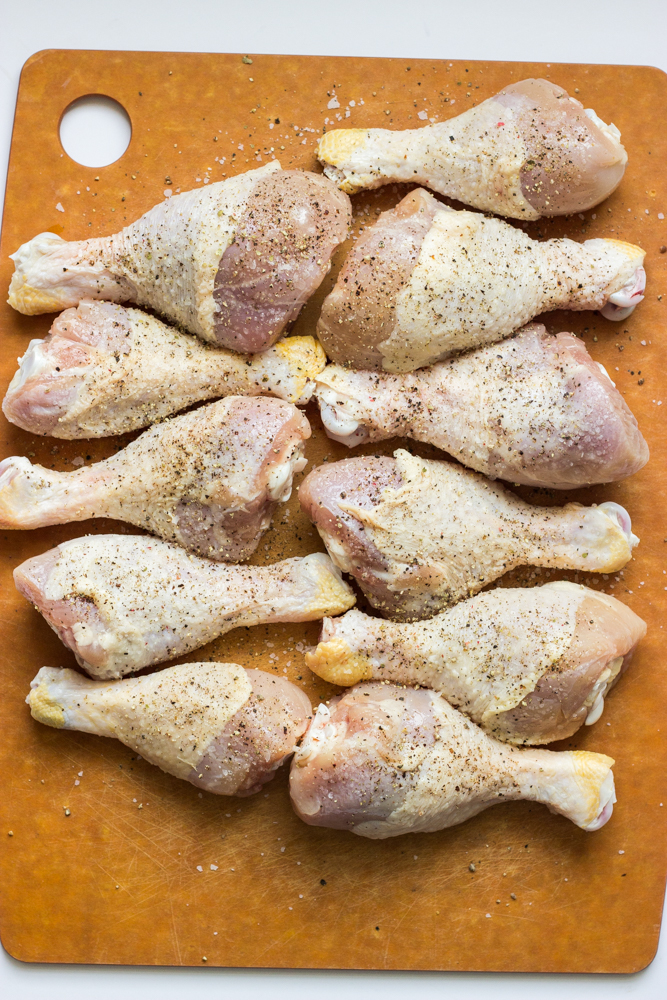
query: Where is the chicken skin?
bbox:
[318,79,627,220]
[14,536,355,678]
[3,300,326,438]
[299,450,637,620]
[0,396,309,561]
[317,188,645,372]
[314,323,648,488]
[7,162,351,353]
[306,583,646,744]
[28,663,311,796]
[290,683,616,837]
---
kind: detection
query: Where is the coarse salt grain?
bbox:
[56,203,64,213]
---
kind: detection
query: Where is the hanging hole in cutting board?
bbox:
[60,95,132,167]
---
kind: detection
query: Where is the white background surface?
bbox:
[1,1,667,996]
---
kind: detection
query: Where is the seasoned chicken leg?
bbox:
[318,79,627,219]
[3,301,326,438]
[290,684,616,837]
[0,396,309,561]
[8,162,351,353]
[317,188,645,371]
[14,535,355,678]
[299,449,638,620]
[315,323,648,488]
[28,663,311,796]
[306,582,646,744]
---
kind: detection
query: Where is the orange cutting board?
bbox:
[1,50,666,973]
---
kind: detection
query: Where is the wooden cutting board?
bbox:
[1,50,666,973]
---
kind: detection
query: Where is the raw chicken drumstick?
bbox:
[28,663,311,796]
[14,535,355,678]
[8,162,351,353]
[318,78,627,220]
[317,188,645,372]
[306,582,646,744]
[3,300,326,438]
[299,449,638,620]
[0,396,309,561]
[315,322,649,489]
[290,683,616,837]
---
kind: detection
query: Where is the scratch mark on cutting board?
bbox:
[391,897,419,937]
[169,897,183,965]
[92,858,121,888]
[253,926,301,962]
